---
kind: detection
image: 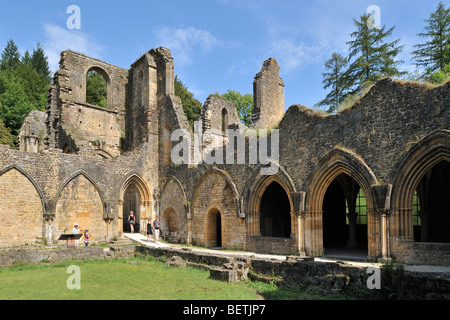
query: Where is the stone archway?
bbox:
[0,167,45,247]
[305,148,378,259]
[322,173,368,258]
[391,130,450,242]
[119,174,152,235]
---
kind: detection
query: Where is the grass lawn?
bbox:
[0,256,277,300]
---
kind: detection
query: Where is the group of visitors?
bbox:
[127,211,161,243]
[71,223,90,247]
[69,212,161,248]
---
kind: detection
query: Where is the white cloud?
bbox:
[154,26,221,67]
[269,38,325,74]
[42,24,104,71]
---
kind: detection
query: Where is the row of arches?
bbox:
[157,130,449,261]
[0,166,154,247]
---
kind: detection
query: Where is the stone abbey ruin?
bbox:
[0,48,449,267]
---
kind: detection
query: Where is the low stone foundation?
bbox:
[0,246,106,266]
[136,245,450,299]
[390,240,450,267]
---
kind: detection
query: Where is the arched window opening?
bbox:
[345,188,367,225]
[86,68,107,108]
[221,108,228,134]
[259,181,291,238]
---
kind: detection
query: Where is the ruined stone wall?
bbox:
[159,177,188,243]
[0,141,157,247]
[1,47,449,265]
[50,51,128,157]
[252,58,285,129]
[190,170,246,250]
[0,165,44,246]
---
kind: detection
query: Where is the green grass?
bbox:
[0,256,276,300]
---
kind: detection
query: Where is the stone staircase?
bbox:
[107,235,137,258]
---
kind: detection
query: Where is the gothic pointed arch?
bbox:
[304,148,379,258]
[119,173,152,233]
[391,129,450,243]
[0,165,45,247]
[160,175,188,243]
[243,161,297,219]
[54,170,105,242]
[191,168,243,250]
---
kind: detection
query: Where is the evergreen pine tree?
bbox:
[412,1,450,74]
[31,43,52,83]
[345,13,404,94]
[0,39,21,70]
[315,52,348,113]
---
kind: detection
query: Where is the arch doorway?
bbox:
[123,184,140,233]
[260,181,291,238]
[205,208,222,248]
[414,160,450,243]
[322,173,368,258]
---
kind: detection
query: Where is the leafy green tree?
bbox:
[13,63,48,110]
[0,39,21,70]
[86,70,107,108]
[412,1,450,74]
[0,118,14,147]
[0,72,34,138]
[345,13,404,94]
[174,75,202,126]
[430,62,450,83]
[315,52,348,113]
[214,89,253,126]
[31,43,52,83]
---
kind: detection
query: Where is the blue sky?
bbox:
[0,0,444,109]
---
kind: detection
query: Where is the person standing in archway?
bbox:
[128,211,135,233]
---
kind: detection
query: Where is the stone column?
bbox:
[380,209,391,261]
[44,215,55,245]
[371,184,393,261]
[185,203,192,245]
[296,211,306,257]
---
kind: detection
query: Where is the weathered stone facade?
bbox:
[1,48,449,267]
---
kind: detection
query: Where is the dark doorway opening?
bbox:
[415,160,450,243]
[206,208,222,248]
[123,184,140,233]
[216,211,222,247]
[260,181,291,238]
[322,174,368,259]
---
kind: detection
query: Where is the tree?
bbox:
[86,70,107,108]
[0,72,34,138]
[430,62,450,83]
[174,75,202,126]
[31,43,52,83]
[0,39,21,70]
[21,50,32,66]
[345,13,404,94]
[315,52,348,113]
[0,118,14,147]
[412,1,450,74]
[214,90,253,126]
